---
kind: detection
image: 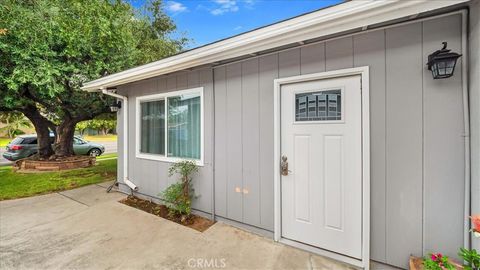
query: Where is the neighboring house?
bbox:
[82,1,480,269]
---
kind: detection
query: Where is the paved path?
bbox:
[0,183,356,270]
[0,140,117,166]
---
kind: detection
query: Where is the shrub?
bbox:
[459,248,480,270]
[160,160,198,219]
[161,182,190,217]
[423,253,455,270]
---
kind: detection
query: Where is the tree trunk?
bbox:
[5,118,12,139]
[21,106,54,159]
[55,119,76,157]
[183,176,189,199]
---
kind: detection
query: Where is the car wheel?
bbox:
[89,148,102,157]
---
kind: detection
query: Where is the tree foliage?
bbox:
[76,114,116,135]
[0,0,188,158]
[0,112,32,138]
[161,161,199,220]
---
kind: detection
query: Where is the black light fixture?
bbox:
[426,42,462,79]
[110,100,122,112]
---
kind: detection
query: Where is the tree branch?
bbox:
[24,86,57,112]
[72,106,111,123]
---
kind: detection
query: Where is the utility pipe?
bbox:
[461,9,471,250]
[101,88,138,192]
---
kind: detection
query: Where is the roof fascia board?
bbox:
[82,0,468,91]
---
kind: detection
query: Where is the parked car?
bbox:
[2,134,105,161]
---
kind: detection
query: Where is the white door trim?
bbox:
[273,66,370,269]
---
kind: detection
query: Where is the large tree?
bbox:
[0,0,187,158]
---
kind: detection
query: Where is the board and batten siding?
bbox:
[213,14,465,269]
[115,13,465,269]
[117,68,215,214]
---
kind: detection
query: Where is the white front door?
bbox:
[281,75,363,259]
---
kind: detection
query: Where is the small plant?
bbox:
[161,182,190,218]
[160,160,198,221]
[423,253,455,270]
[459,248,480,270]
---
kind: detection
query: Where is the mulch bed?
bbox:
[409,256,464,270]
[119,195,215,232]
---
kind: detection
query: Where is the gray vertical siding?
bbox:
[300,42,325,75]
[422,15,465,256]
[242,58,261,226]
[353,29,387,261]
[213,14,465,269]
[326,37,353,70]
[117,68,214,214]
[117,13,465,269]
[225,63,243,221]
[469,0,480,251]
[385,23,424,267]
[213,67,227,217]
[258,54,278,230]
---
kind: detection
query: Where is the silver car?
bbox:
[2,134,105,161]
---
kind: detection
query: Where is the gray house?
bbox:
[82,1,480,269]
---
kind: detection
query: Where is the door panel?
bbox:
[324,135,343,230]
[281,75,362,259]
[293,135,311,223]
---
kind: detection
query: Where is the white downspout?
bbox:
[461,9,471,250]
[101,88,138,192]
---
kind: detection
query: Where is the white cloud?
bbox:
[244,0,255,8]
[210,0,239,15]
[165,1,187,13]
[234,25,243,30]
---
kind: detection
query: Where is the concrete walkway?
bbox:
[0,183,356,270]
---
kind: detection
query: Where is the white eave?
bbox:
[81,0,468,92]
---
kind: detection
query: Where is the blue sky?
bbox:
[130,0,342,48]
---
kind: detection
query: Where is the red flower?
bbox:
[431,253,442,261]
[472,215,480,233]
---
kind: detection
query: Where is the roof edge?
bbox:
[82,0,468,91]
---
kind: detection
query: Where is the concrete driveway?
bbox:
[0,183,355,270]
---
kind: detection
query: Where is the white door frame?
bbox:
[273,66,370,269]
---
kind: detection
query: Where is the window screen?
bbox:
[167,93,201,159]
[138,91,202,160]
[140,100,165,155]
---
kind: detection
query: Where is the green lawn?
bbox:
[0,159,117,200]
[83,134,117,142]
[0,137,12,147]
[97,153,117,160]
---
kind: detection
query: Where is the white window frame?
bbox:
[135,87,204,166]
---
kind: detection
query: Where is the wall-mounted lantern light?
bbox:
[110,100,122,112]
[426,42,462,79]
